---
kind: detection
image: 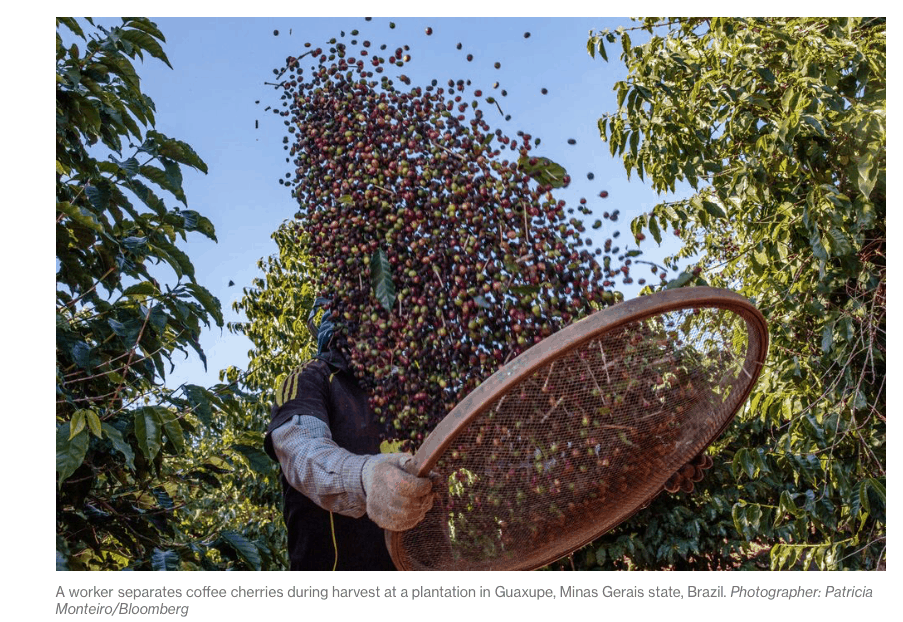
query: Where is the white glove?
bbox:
[361,453,434,531]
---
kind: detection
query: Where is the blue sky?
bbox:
[59,16,691,392]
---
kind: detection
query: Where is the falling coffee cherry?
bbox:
[587,172,594,180]
[274,23,649,446]
[567,138,576,145]
[600,190,609,198]
[467,54,474,61]
[541,88,548,95]
[273,29,279,36]
[524,32,531,38]
[425,27,433,35]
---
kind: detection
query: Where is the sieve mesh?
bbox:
[387,289,767,570]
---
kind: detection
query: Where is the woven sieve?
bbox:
[385,287,768,571]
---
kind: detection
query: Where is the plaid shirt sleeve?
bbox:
[270,414,370,518]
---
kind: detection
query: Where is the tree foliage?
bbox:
[576,17,885,570]
[56,17,273,570]
[212,223,326,570]
[228,224,320,403]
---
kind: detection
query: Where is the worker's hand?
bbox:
[361,453,434,531]
[663,452,713,494]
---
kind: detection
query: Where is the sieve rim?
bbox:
[386,286,768,570]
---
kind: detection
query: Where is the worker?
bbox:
[264,298,434,570]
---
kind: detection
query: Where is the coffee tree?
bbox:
[56,17,269,570]
[574,17,885,570]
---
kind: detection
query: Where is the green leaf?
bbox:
[108,317,143,344]
[629,130,640,158]
[133,406,164,461]
[57,423,89,486]
[57,201,102,233]
[151,548,180,571]
[161,158,185,200]
[152,238,195,281]
[857,154,878,199]
[858,479,871,514]
[159,409,185,454]
[176,210,217,241]
[230,444,273,475]
[847,484,862,522]
[184,282,224,328]
[184,384,214,426]
[755,66,777,85]
[58,17,86,39]
[517,156,568,188]
[778,490,802,520]
[84,183,111,213]
[809,227,828,260]
[69,341,96,370]
[731,502,746,537]
[102,422,135,469]
[122,281,161,298]
[648,215,662,244]
[146,131,208,173]
[110,156,141,178]
[122,18,166,43]
[85,409,103,438]
[69,409,87,439]
[126,178,167,215]
[664,271,694,290]
[101,53,140,89]
[826,227,852,256]
[119,28,172,69]
[801,115,826,137]
[702,199,727,220]
[219,530,262,571]
[862,477,886,508]
[370,248,396,312]
[821,323,834,353]
[139,164,184,204]
[588,34,608,61]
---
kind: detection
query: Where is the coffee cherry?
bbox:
[271,23,649,448]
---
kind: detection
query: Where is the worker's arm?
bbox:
[270,414,370,517]
[272,415,433,530]
[270,358,433,530]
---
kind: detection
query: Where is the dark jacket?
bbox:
[264,351,395,570]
